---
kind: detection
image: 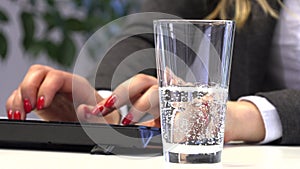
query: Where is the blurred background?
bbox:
[0,0,142,117]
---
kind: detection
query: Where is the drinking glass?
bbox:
[154,19,235,164]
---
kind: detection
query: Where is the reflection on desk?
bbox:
[1,145,299,169]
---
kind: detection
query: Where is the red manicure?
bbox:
[91,105,104,115]
[37,96,45,110]
[104,95,117,108]
[90,95,117,117]
[23,98,32,113]
[122,113,133,125]
[13,111,21,120]
[7,110,13,120]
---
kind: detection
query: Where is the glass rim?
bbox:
[153,19,234,25]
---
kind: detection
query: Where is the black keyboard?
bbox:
[0,119,162,156]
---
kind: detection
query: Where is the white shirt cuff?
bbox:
[238,96,283,144]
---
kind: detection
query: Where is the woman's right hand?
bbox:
[5,64,104,122]
[80,74,161,127]
[83,73,266,143]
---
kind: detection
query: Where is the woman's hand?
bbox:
[76,73,267,143]
[5,64,119,124]
[80,74,161,127]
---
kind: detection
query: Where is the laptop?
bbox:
[0,118,162,156]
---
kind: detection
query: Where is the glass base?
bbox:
[165,151,221,164]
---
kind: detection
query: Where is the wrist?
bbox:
[225,101,265,143]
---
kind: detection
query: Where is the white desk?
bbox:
[0,145,299,169]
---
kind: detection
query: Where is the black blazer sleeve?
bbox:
[258,90,300,145]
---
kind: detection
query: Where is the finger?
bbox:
[35,69,73,110]
[113,74,158,108]
[6,89,24,120]
[6,90,16,112]
[39,70,101,109]
[121,85,160,125]
[76,104,120,124]
[72,74,103,106]
[91,74,157,116]
[20,64,100,111]
[19,65,54,111]
[164,67,186,85]
[34,93,78,122]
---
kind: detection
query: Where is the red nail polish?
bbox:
[122,113,133,125]
[37,96,45,110]
[7,110,13,120]
[91,105,104,115]
[13,111,21,120]
[23,98,32,113]
[104,95,117,108]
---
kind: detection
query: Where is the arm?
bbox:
[228,89,300,145]
[88,74,270,143]
[258,89,300,144]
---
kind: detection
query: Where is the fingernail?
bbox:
[23,98,32,113]
[104,95,117,108]
[13,110,21,120]
[91,105,104,115]
[37,96,45,110]
[7,109,13,120]
[122,112,133,125]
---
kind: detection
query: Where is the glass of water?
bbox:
[154,19,235,164]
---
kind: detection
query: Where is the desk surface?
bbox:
[1,145,299,169]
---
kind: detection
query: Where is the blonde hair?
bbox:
[206,0,279,28]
